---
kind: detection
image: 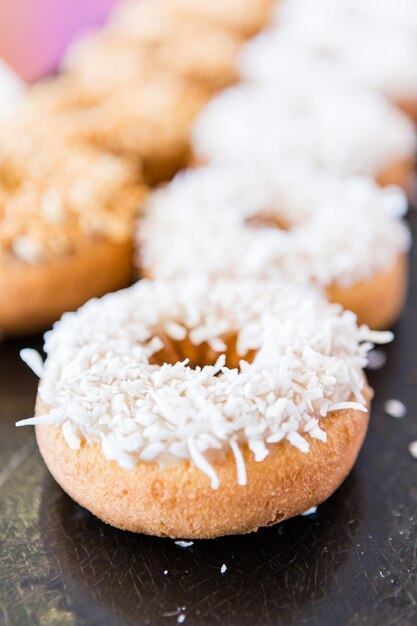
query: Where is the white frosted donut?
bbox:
[192,81,416,186]
[275,0,417,39]
[138,164,410,328]
[18,278,388,537]
[239,28,417,113]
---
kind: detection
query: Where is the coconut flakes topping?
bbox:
[0,138,145,264]
[240,17,417,101]
[192,81,416,176]
[138,164,410,289]
[17,278,387,488]
[275,0,417,40]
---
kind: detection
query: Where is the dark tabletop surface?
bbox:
[0,214,416,626]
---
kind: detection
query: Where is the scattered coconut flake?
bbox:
[366,348,387,370]
[384,399,407,418]
[409,441,417,459]
[175,540,194,548]
[301,506,318,516]
[163,570,168,575]
[20,349,44,378]
[177,615,186,624]
[220,564,227,574]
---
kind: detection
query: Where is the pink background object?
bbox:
[0,0,119,82]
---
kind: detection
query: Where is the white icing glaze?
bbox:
[192,81,416,175]
[18,278,385,488]
[138,164,410,288]
[240,26,417,102]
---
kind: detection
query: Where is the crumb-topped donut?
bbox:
[65,29,240,95]
[0,138,146,334]
[6,71,207,184]
[138,165,410,329]
[79,0,243,93]
[192,82,416,189]
[18,278,389,538]
[166,0,275,38]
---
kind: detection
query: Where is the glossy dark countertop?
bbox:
[0,214,416,626]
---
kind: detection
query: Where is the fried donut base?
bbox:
[0,238,134,335]
[376,158,415,195]
[35,392,370,539]
[396,98,417,126]
[327,253,407,330]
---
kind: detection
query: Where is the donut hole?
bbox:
[149,329,256,370]
[245,212,292,231]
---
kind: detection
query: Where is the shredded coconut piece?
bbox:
[17,278,387,487]
[177,615,186,624]
[329,402,368,413]
[175,540,194,548]
[220,564,227,574]
[138,164,410,290]
[20,349,44,378]
[230,439,247,486]
[384,399,407,419]
[409,441,417,459]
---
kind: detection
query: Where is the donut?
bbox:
[65,30,240,96]
[138,164,410,329]
[192,82,416,190]
[93,0,243,93]
[166,0,275,39]
[239,15,417,123]
[0,139,146,334]
[64,30,239,97]
[4,70,207,184]
[0,58,24,116]
[276,0,417,40]
[18,278,388,538]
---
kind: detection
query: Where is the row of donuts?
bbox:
[18,0,416,537]
[1,0,416,335]
[0,0,274,334]
[137,0,417,330]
